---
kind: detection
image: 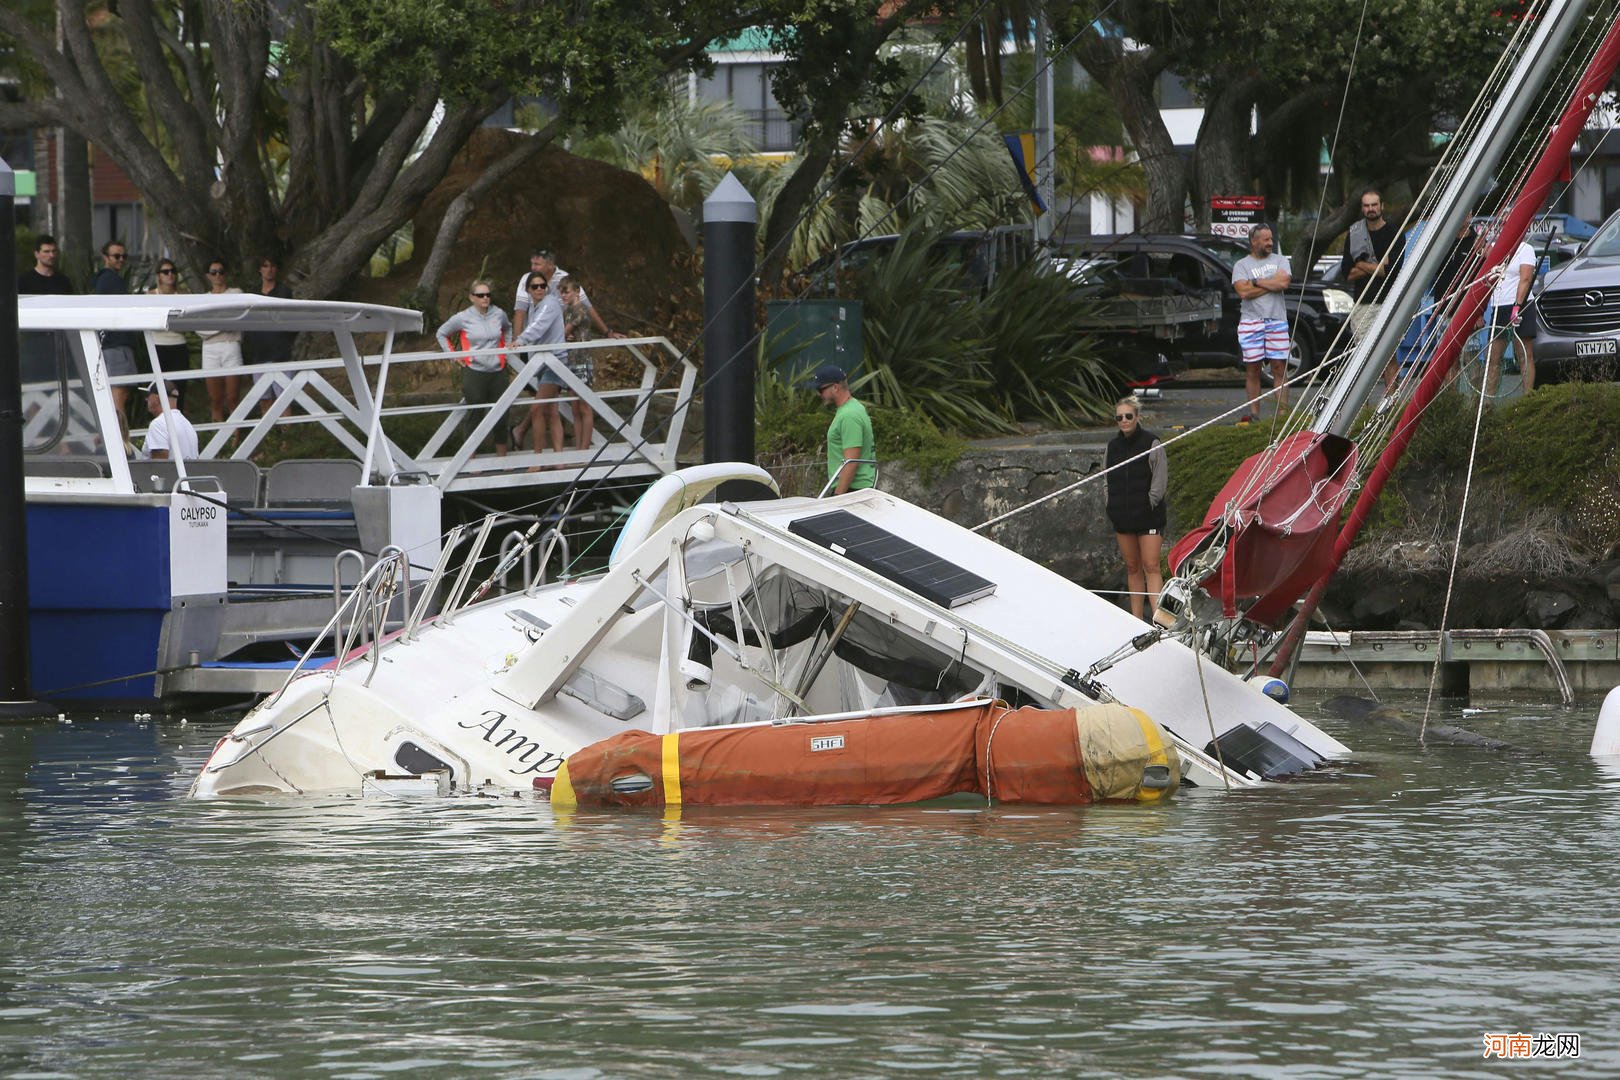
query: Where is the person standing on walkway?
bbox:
[436,280,513,457]
[17,235,75,387]
[197,259,245,423]
[814,364,874,494]
[1341,189,1406,392]
[243,255,296,414]
[1232,224,1292,423]
[91,240,140,426]
[1484,236,1538,397]
[146,259,192,408]
[514,273,568,460]
[1104,395,1168,622]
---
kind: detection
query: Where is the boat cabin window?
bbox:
[20,330,108,465]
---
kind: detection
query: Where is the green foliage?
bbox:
[1479,382,1620,513]
[1163,421,1273,530]
[846,223,1119,434]
[573,89,762,213]
[755,356,965,495]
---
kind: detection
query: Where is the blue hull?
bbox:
[27,502,172,701]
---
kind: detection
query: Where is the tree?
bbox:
[0,0,759,299]
[1055,0,1530,240]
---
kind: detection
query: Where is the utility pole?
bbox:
[1,156,49,718]
[1033,8,1057,248]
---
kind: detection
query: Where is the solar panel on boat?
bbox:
[788,510,996,608]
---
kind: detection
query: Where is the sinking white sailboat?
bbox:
[191,463,1349,800]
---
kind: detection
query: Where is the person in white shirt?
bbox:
[197,258,245,422]
[141,383,199,462]
[1485,239,1537,397]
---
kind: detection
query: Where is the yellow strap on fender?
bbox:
[551,762,577,808]
[1128,706,1170,803]
[661,732,683,807]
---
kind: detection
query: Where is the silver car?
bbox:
[1530,209,1620,382]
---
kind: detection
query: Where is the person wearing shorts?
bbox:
[514,273,569,458]
[197,259,245,423]
[1485,240,1537,396]
[1231,224,1293,423]
[1104,395,1168,622]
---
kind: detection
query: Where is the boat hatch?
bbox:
[788,509,997,608]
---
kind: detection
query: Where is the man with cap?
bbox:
[813,364,874,494]
[140,382,199,463]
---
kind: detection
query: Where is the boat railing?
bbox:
[498,524,571,592]
[265,548,411,706]
[23,334,697,496]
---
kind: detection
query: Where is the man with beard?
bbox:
[1340,189,1406,392]
[1232,224,1292,424]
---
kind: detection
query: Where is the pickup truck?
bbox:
[1061,233,1355,373]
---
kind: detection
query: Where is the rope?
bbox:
[1191,643,1230,793]
[1419,355,1492,738]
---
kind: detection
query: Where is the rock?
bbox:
[1565,606,1613,630]
[1524,589,1578,628]
[356,129,698,345]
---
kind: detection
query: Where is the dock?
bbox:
[1294,628,1620,697]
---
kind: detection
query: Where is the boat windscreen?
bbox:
[21,330,106,463]
[691,569,984,701]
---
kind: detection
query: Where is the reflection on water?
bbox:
[2,692,1618,1077]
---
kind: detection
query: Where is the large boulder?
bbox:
[360,129,700,345]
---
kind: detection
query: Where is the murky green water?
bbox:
[1,691,1615,1078]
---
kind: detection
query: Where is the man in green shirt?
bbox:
[813,364,875,494]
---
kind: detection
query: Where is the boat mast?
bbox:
[1267,5,1620,676]
[1312,0,1588,436]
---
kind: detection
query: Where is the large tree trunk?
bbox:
[56,127,93,284]
[1188,77,1261,230]
[1076,34,1185,233]
[758,129,840,286]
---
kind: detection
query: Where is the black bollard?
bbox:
[0,157,47,717]
[701,173,757,499]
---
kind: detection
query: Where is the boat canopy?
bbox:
[17,294,423,335]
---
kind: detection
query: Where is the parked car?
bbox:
[1062,234,1355,372]
[1523,207,1620,382]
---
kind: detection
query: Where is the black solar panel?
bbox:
[788,510,997,608]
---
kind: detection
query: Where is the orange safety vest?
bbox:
[456,329,508,370]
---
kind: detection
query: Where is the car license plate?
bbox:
[1575,338,1618,358]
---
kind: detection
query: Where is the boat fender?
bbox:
[1246,675,1290,703]
[1592,685,1620,758]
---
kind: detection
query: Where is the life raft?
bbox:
[547,701,1179,809]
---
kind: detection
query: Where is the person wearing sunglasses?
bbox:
[435,280,514,457]
[146,260,192,406]
[196,260,245,423]
[1103,395,1168,622]
[92,239,141,428]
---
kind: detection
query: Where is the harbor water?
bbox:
[1,690,1616,1077]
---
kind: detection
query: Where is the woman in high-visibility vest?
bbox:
[435,280,513,456]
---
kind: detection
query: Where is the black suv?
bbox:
[1061,234,1355,371]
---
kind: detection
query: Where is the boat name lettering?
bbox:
[457,710,563,775]
[180,505,218,522]
[810,735,845,752]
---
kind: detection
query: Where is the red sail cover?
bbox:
[1167,430,1358,626]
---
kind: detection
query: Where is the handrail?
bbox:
[406,523,469,639]
[529,527,570,592]
[439,515,498,624]
[817,458,880,498]
[264,550,409,707]
[333,549,366,619]
[22,333,698,497]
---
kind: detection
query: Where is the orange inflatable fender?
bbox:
[550,701,1177,809]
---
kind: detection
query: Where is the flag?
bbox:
[1003,132,1046,215]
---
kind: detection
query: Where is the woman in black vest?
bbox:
[1104,396,1168,621]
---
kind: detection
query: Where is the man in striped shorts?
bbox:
[1231,223,1292,424]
